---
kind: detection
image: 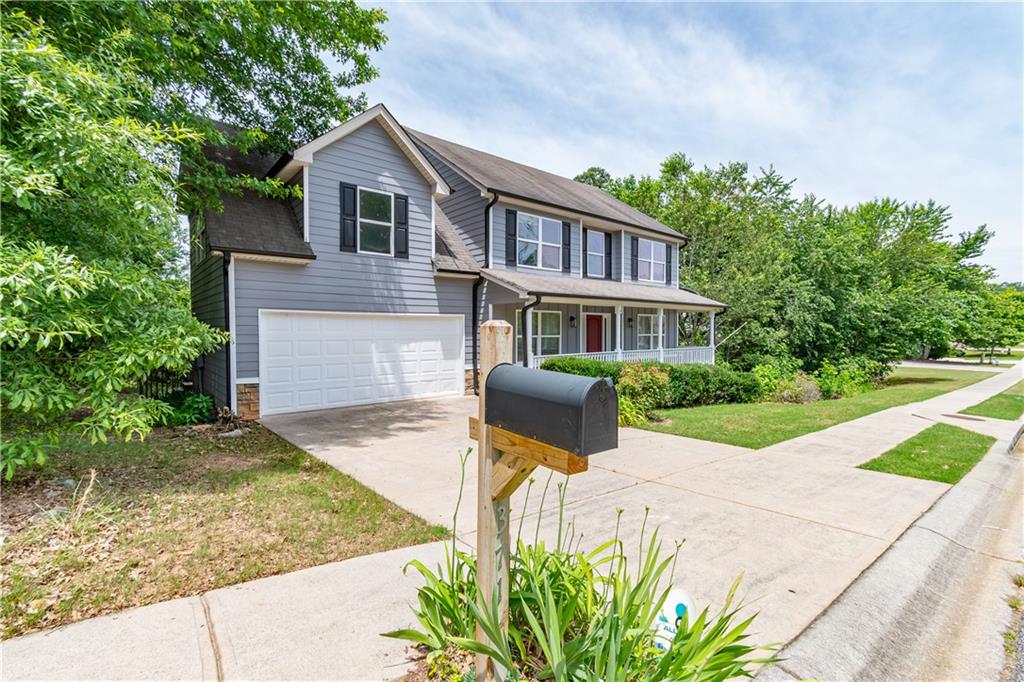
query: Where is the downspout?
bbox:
[482,192,499,268]
[471,275,483,395]
[222,252,232,410]
[521,293,543,368]
[472,193,501,392]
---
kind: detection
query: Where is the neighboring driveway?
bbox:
[262,395,951,648]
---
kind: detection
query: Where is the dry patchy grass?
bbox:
[1,425,445,638]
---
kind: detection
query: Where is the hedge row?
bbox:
[539,356,758,408]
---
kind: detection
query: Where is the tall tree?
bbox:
[1,3,388,478]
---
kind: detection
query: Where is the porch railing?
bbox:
[529,346,714,369]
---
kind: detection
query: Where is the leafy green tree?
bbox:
[962,287,1024,360]
[578,155,995,370]
[1,2,387,478]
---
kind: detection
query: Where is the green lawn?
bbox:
[647,367,996,449]
[947,349,1024,363]
[858,423,995,484]
[960,380,1024,421]
[1,425,445,638]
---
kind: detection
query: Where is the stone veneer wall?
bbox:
[235,383,259,420]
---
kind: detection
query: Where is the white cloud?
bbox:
[359,2,1022,280]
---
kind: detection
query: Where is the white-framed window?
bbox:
[515,309,562,359]
[357,187,393,255]
[638,238,666,282]
[586,230,606,278]
[636,314,662,350]
[517,212,562,270]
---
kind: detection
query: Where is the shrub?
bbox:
[667,365,759,408]
[815,357,890,399]
[617,363,671,415]
[542,358,759,410]
[158,391,214,426]
[539,356,626,382]
[750,356,802,401]
[775,372,822,403]
[617,395,647,427]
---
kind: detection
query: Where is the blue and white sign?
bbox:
[653,587,695,652]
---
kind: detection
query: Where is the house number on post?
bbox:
[469,320,618,681]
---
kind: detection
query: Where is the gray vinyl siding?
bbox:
[419,145,487,265]
[490,202,581,277]
[190,252,229,406]
[232,120,475,377]
[491,302,581,360]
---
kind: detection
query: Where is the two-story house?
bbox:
[191,104,726,418]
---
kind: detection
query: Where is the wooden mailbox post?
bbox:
[470,320,617,680]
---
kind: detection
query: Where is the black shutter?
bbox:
[505,209,517,266]
[665,244,672,284]
[340,183,357,252]
[394,194,409,259]
[581,228,589,276]
[561,221,571,272]
[630,236,639,281]
[604,233,612,279]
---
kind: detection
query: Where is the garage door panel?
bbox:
[260,312,464,416]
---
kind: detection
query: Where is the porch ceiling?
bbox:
[480,268,727,311]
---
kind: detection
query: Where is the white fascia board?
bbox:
[283,104,450,198]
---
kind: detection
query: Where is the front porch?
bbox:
[488,301,717,369]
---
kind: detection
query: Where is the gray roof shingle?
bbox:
[433,206,480,273]
[481,268,726,310]
[408,129,683,241]
[205,191,314,260]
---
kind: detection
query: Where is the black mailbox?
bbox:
[485,364,618,456]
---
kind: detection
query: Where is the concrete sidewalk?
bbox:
[4,363,1020,680]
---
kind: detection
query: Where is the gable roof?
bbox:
[271,104,450,198]
[407,129,683,242]
[433,206,480,274]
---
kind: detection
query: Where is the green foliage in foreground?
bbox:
[648,368,994,449]
[858,423,995,484]
[1,2,386,478]
[385,458,777,680]
[960,381,1024,421]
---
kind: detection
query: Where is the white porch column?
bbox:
[578,303,583,353]
[615,305,624,361]
[524,307,533,367]
[657,307,665,362]
[709,311,716,364]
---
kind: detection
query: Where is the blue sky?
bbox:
[357,2,1022,281]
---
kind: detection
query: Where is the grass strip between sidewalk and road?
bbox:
[647,367,996,449]
[858,423,995,484]
[960,380,1024,421]
[1,425,446,639]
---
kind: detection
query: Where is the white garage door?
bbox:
[259,311,465,416]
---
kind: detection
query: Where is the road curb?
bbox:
[758,435,1023,681]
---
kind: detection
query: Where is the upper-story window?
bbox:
[517,212,562,270]
[358,187,393,255]
[638,238,666,282]
[586,230,606,278]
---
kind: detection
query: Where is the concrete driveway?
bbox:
[263,394,950,647]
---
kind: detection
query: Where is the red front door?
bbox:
[585,315,604,352]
